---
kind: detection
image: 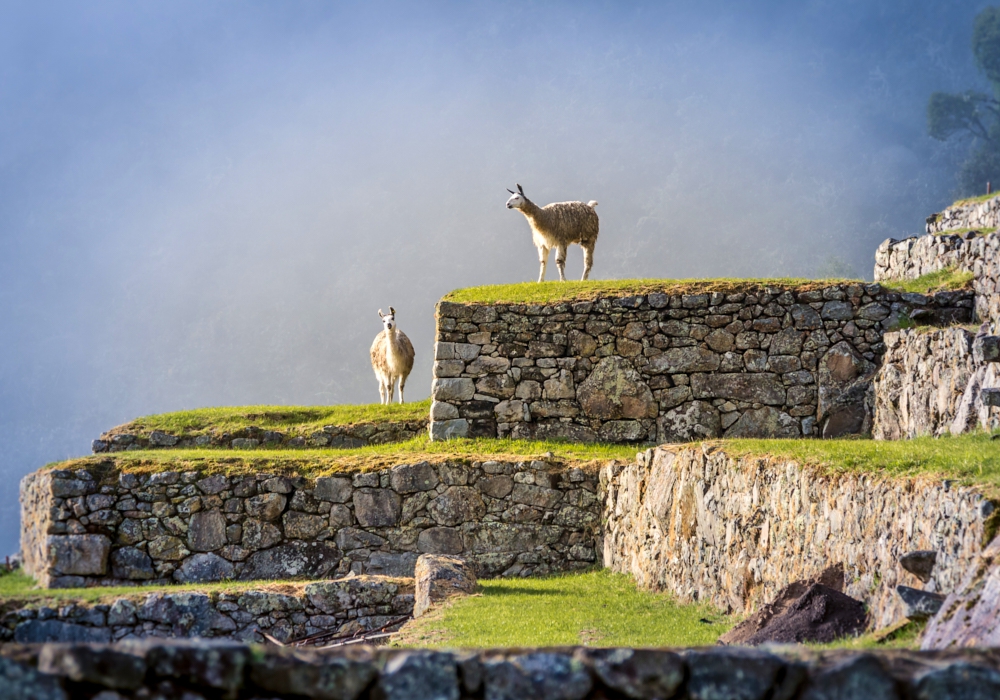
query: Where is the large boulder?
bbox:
[817,341,876,437]
[577,357,657,420]
[47,534,110,576]
[414,554,478,617]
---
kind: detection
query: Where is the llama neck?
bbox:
[385,328,405,358]
[519,198,544,224]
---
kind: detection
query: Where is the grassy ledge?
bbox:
[46,438,640,478]
[392,569,732,648]
[442,278,860,306]
[104,400,431,439]
[932,226,995,238]
[884,267,974,295]
[951,192,1000,207]
[718,433,1000,496]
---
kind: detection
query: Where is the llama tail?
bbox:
[588,200,599,208]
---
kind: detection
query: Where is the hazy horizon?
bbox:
[0,0,992,554]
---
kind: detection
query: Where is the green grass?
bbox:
[885,267,974,295]
[720,432,1000,497]
[0,569,377,608]
[105,400,431,439]
[393,569,732,648]
[49,437,639,478]
[932,226,993,238]
[951,192,1000,207]
[442,278,859,305]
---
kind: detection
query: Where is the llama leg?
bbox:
[398,376,406,404]
[581,243,594,280]
[555,245,567,281]
[378,380,386,405]
[386,376,395,404]
[537,246,549,282]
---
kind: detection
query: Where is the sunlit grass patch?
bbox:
[442,278,859,305]
[46,437,639,478]
[884,266,974,294]
[105,400,431,439]
[719,432,1000,495]
[392,569,732,648]
[951,192,1000,207]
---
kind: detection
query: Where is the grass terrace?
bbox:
[441,278,859,305]
[392,569,733,648]
[48,437,639,478]
[951,192,1000,207]
[885,267,974,295]
[103,399,431,439]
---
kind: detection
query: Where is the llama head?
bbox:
[505,183,527,210]
[378,307,397,332]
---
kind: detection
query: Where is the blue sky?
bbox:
[0,0,990,554]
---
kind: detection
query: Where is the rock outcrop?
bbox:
[413,554,478,617]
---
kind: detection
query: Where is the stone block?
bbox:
[239,542,340,581]
[314,477,353,503]
[482,652,592,700]
[354,490,401,527]
[110,546,154,580]
[429,419,469,441]
[173,552,234,583]
[428,487,486,526]
[187,510,227,552]
[391,462,440,494]
[414,554,478,618]
[47,534,110,576]
[245,493,287,521]
[974,335,1000,364]
[690,373,785,405]
[367,551,420,577]
[432,378,476,402]
[577,357,657,419]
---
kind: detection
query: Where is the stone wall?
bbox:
[20,459,600,589]
[925,193,1000,234]
[92,419,427,453]
[872,328,978,439]
[7,640,1000,700]
[431,285,972,443]
[3,577,412,645]
[874,231,1000,327]
[602,444,992,630]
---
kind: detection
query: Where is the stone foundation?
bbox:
[602,444,992,630]
[431,284,972,443]
[3,577,412,644]
[7,640,1000,699]
[20,459,600,589]
[92,419,427,453]
[925,193,1000,234]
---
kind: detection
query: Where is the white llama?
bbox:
[370,307,415,404]
[505,183,600,282]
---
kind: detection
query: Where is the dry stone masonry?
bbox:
[431,285,972,443]
[92,418,427,453]
[20,460,600,589]
[3,577,412,645]
[6,640,1000,700]
[602,444,993,630]
[925,194,1000,234]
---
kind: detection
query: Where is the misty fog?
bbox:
[0,0,991,554]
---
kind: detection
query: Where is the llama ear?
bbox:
[389,307,396,315]
[517,183,524,195]
[507,188,515,194]
[378,309,384,318]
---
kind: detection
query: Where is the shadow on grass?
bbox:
[480,586,560,597]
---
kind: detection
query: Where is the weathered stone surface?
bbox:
[800,654,897,700]
[577,357,657,420]
[15,620,112,643]
[111,546,154,580]
[483,652,592,700]
[376,651,459,700]
[174,552,235,583]
[418,527,465,554]
[433,378,476,402]
[48,535,110,575]
[657,401,720,442]
[723,407,800,438]
[598,420,646,442]
[283,511,327,539]
[391,463,439,493]
[148,536,189,561]
[428,487,486,526]
[478,475,514,499]
[187,510,227,552]
[900,550,937,583]
[511,483,562,509]
[578,648,684,699]
[354,490,402,527]
[305,576,401,613]
[684,648,789,700]
[366,551,420,577]
[38,643,146,689]
[239,542,340,580]
[430,419,469,440]
[896,586,945,621]
[648,347,720,374]
[315,477,353,503]
[818,341,875,438]
[0,655,69,700]
[914,662,1000,700]
[242,518,283,551]
[245,493,287,521]
[690,373,785,404]
[250,646,376,700]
